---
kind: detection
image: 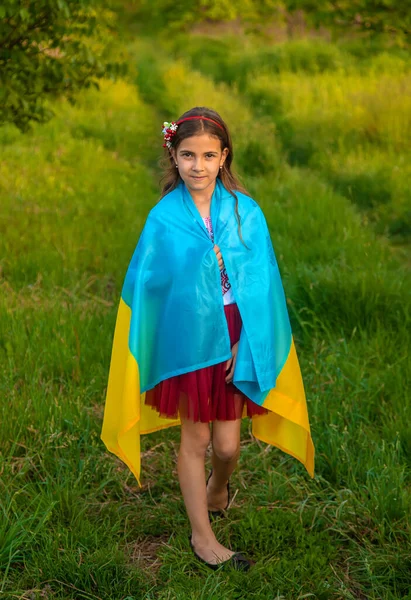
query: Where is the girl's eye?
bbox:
[181,153,216,158]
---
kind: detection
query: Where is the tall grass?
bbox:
[169,34,411,249]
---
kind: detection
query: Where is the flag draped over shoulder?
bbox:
[101,178,315,486]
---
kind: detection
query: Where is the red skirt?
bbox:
[144,302,269,422]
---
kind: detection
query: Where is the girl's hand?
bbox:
[225,341,239,383]
[213,244,224,271]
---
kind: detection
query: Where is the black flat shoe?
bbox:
[188,535,252,571]
[206,469,230,518]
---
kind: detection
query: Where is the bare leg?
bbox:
[177,416,236,564]
[207,417,242,511]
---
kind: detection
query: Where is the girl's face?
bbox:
[172,134,229,195]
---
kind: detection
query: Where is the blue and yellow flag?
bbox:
[101,178,315,485]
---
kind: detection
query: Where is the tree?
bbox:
[134,0,410,44]
[0,0,127,132]
[285,0,410,40]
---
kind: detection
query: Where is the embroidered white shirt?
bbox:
[202,216,236,306]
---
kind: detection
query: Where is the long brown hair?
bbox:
[159,107,250,249]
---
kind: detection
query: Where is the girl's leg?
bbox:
[178,416,236,564]
[207,417,242,510]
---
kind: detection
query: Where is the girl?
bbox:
[101,107,314,572]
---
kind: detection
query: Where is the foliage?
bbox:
[288,0,411,39]
[134,0,410,44]
[136,0,283,32]
[0,0,128,131]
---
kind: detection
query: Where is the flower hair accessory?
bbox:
[162,116,225,149]
[162,121,178,149]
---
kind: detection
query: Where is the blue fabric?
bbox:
[121,177,292,406]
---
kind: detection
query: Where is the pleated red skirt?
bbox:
[144,302,269,422]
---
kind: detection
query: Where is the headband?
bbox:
[162,116,224,149]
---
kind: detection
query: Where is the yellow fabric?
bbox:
[253,338,314,477]
[101,299,179,486]
[101,298,315,486]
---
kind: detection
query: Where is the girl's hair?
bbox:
[159,106,250,248]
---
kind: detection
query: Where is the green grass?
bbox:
[1,19,410,600]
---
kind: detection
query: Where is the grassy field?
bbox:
[1,13,410,600]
